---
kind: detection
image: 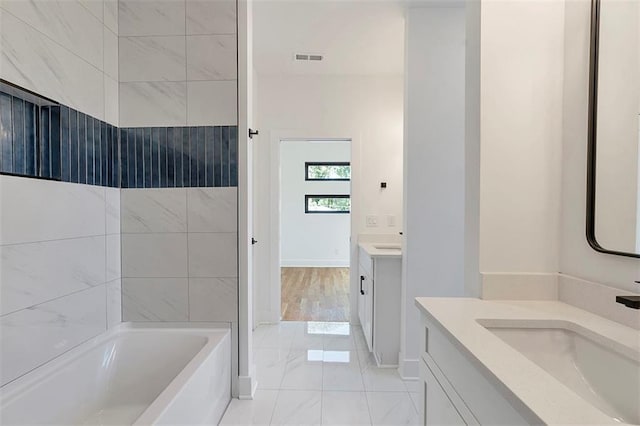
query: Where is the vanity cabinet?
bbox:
[418,314,530,425]
[357,246,402,366]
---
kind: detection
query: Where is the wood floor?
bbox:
[281,267,350,322]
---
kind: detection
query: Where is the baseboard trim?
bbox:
[236,373,257,400]
[280,260,350,268]
[398,356,420,380]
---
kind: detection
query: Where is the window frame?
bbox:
[304,162,351,181]
[304,194,351,214]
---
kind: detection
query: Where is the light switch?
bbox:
[366,215,378,227]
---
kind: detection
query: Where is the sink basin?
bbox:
[480,320,640,424]
[372,244,401,251]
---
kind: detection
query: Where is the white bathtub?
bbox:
[0,323,231,425]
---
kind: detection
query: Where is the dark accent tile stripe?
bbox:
[1,88,237,189]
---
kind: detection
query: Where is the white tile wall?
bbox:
[1,236,106,315]
[186,35,237,81]
[0,177,121,387]
[119,36,186,82]
[121,188,238,323]
[187,81,238,126]
[121,189,188,233]
[187,187,238,232]
[119,81,187,127]
[0,0,119,126]
[186,0,236,35]
[121,233,189,277]
[122,278,189,321]
[118,0,237,126]
[188,233,238,277]
[0,285,106,386]
[118,0,185,36]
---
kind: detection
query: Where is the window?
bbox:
[305,195,351,214]
[305,162,351,181]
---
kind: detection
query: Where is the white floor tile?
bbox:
[271,390,322,426]
[361,365,407,392]
[403,379,421,393]
[322,355,364,391]
[219,390,278,425]
[366,392,420,426]
[409,392,422,416]
[321,391,371,425]
[255,348,289,390]
[280,350,323,390]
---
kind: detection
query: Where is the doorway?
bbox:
[279,139,351,322]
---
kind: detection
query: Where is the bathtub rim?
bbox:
[0,321,231,423]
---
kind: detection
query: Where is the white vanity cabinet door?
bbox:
[358,270,374,352]
[420,360,466,426]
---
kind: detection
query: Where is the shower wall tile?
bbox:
[186,35,237,81]
[1,0,104,69]
[118,0,185,36]
[119,36,186,82]
[1,11,104,121]
[104,0,118,34]
[104,28,119,81]
[0,176,105,245]
[0,285,106,386]
[105,187,121,234]
[187,81,238,126]
[104,75,119,129]
[122,278,189,322]
[186,0,237,35]
[121,189,187,233]
[187,187,237,232]
[189,278,237,322]
[187,232,238,278]
[106,279,122,328]
[119,82,187,127]
[79,0,104,23]
[0,236,106,316]
[106,234,121,282]
[121,233,188,278]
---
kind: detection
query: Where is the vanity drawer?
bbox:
[421,317,535,425]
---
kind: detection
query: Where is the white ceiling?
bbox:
[253,0,406,76]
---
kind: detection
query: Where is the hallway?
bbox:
[280,268,350,322]
[220,321,420,425]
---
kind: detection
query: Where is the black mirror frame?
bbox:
[586,0,640,258]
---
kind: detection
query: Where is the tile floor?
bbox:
[220,321,421,426]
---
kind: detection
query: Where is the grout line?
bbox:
[1,233,108,248]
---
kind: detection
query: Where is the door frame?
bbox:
[268,130,360,325]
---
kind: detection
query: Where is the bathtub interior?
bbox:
[1,330,213,425]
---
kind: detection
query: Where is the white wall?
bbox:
[0,176,121,386]
[120,188,238,322]
[280,140,350,267]
[400,4,467,379]
[118,0,237,127]
[0,0,119,126]
[253,74,403,323]
[561,0,640,292]
[479,0,565,274]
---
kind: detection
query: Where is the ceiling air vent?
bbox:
[294,53,323,62]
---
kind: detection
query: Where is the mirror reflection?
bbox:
[591,0,640,256]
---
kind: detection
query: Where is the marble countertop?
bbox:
[358,242,402,258]
[415,297,640,425]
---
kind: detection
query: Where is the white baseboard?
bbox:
[281,259,350,267]
[236,373,257,400]
[398,356,420,380]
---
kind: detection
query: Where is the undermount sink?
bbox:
[479,320,640,424]
[372,244,401,251]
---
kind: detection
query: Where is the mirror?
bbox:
[588,0,640,258]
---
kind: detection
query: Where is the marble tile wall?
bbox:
[121,187,238,323]
[118,0,237,127]
[0,175,122,387]
[0,0,119,126]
